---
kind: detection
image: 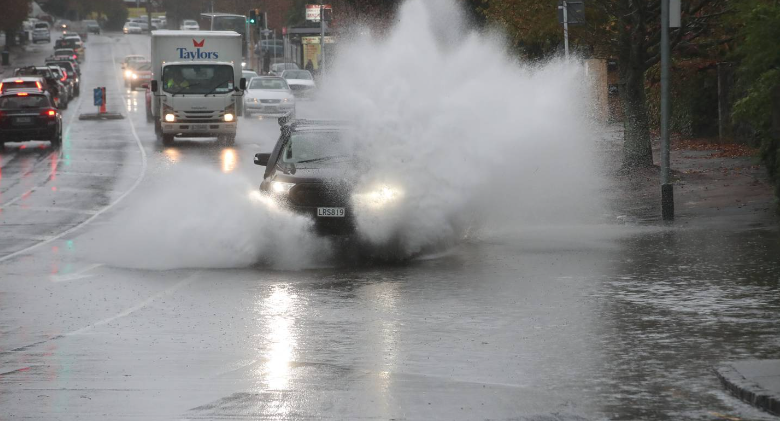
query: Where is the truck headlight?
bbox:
[124,69,132,78]
[131,73,138,80]
[164,113,175,122]
[224,113,234,122]
[271,181,295,195]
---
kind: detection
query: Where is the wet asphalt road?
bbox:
[1,33,780,420]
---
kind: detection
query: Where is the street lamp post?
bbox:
[320,0,326,80]
[660,0,674,220]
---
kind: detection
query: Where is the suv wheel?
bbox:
[51,128,62,148]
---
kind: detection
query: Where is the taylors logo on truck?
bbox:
[176,39,219,60]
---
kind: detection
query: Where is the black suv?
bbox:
[254,120,404,236]
[0,91,63,148]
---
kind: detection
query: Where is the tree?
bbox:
[0,0,31,47]
[483,0,731,168]
[731,0,780,198]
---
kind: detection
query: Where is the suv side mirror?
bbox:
[150,80,158,92]
[239,77,247,91]
[254,153,270,166]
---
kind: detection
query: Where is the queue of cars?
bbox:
[0,32,85,149]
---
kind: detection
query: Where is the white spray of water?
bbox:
[80,165,330,270]
[322,0,606,255]
[81,0,606,269]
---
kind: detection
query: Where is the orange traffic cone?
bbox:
[99,87,106,114]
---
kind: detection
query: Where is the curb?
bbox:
[715,362,780,416]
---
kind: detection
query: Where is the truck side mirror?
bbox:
[239,77,247,91]
[150,80,158,92]
[254,153,269,166]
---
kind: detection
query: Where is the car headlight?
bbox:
[353,185,404,209]
[124,69,132,78]
[224,113,234,122]
[271,181,295,195]
[164,113,175,122]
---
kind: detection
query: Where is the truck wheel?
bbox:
[74,86,80,96]
[162,133,175,146]
[154,119,162,136]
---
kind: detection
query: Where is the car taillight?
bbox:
[41,109,56,117]
[73,55,77,60]
[60,74,67,82]
[0,82,3,92]
[17,92,28,96]
[36,81,42,90]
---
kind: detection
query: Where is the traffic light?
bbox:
[249,9,257,24]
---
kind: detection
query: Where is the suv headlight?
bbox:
[353,185,404,209]
[271,181,295,195]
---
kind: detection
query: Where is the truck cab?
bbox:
[149,30,246,146]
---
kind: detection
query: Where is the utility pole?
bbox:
[660,0,674,220]
[562,0,569,60]
[320,0,326,79]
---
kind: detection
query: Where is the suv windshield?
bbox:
[249,78,288,90]
[0,95,50,108]
[162,64,234,95]
[283,71,312,80]
[281,132,350,165]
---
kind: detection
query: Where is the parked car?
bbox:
[180,20,200,31]
[0,91,63,148]
[32,22,51,43]
[84,20,101,34]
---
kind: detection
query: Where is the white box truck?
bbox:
[149,30,247,145]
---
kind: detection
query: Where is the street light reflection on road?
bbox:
[256,284,298,392]
[221,148,237,173]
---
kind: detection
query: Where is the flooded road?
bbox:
[1,15,780,421]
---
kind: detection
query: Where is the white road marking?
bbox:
[66,271,200,336]
[50,263,103,283]
[0,43,149,264]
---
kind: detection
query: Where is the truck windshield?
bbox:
[162,65,234,95]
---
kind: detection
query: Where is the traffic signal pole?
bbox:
[320,0,326,79]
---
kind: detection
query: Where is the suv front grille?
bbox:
[289,183,350,207]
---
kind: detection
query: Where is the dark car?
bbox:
[45,59,80,95]
[0,91,63,148]
[84,20,101,34]
[47,65,74,101]
[253,120,403,236]
[13,66,67,109]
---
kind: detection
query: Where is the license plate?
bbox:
[14,117,33,124]
[317,207,345,217]
[192,124,207,130]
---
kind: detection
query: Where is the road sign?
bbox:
[306,4,332,22]
[558,0,585,25]
[93,87,103,106]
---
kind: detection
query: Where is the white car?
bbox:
[32,22,50,43]
[281,70,316,98]
[180,20,200,31]
[243,77,296,118]
[123,22,142,34]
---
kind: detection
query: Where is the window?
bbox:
[0,95,50,109]
[281,132,350,165]
[162,64,235,95]
[249,78,289,90]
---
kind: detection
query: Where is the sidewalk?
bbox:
[0,41,53,78]
[716,360,780,416]
[606,131,778,227]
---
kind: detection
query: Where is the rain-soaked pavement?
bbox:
[1,33,779,421]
